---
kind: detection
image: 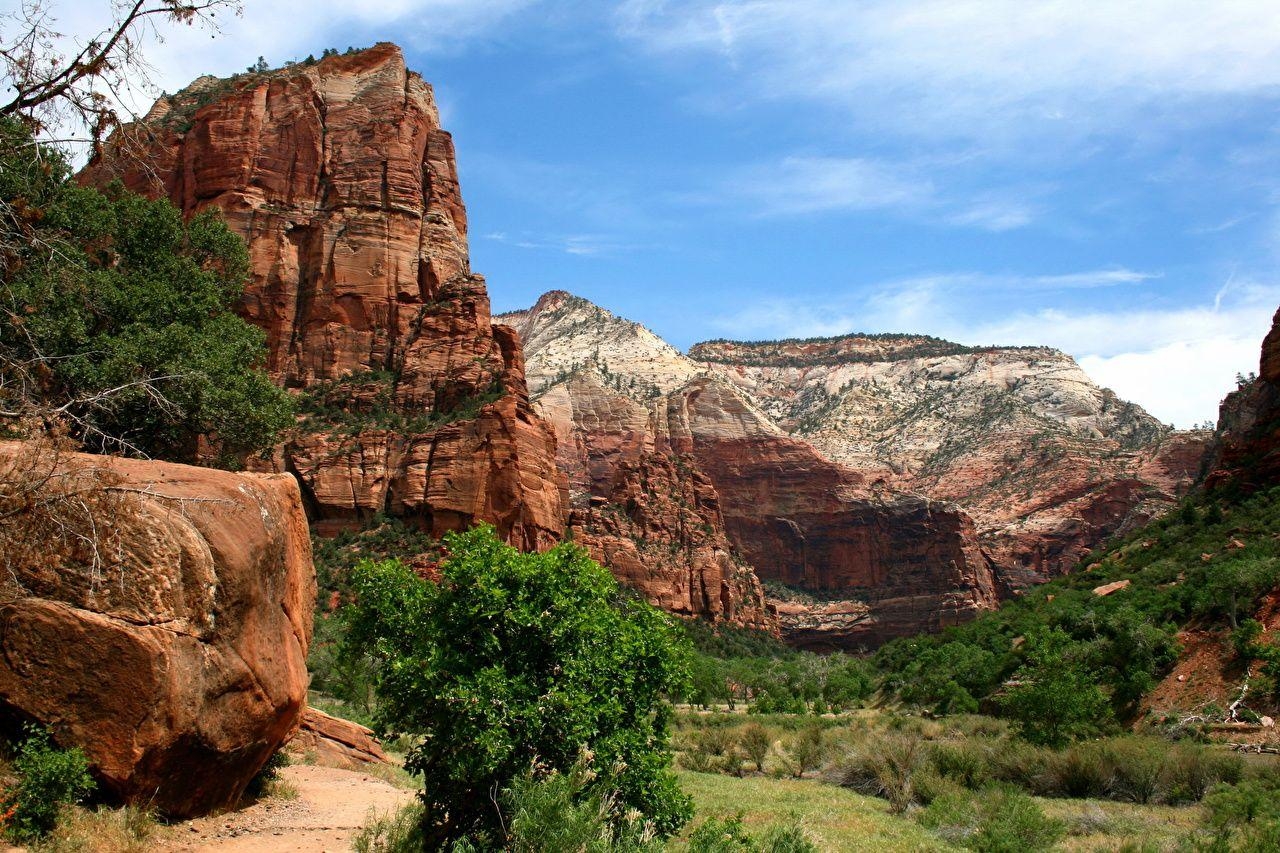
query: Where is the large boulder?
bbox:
[0,441,316,817]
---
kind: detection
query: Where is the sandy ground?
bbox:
[162,764,415,853]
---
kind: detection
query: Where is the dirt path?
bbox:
[163,764,415,853]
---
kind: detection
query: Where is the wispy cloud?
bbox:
[618,0,1280,143]
[483,231,641,257]
[724,156,933,216]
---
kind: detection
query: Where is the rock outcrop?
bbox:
[287,708,388,769]
[80,44,566,551]
[502,293,1000,646]
[0,441,315,817]
[691,336,1208,591]
[1209,307,1280,491]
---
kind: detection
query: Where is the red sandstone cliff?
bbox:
[1209,307,1280,491]
[502,292,1000,647]
[691,337,1209,592]
[79,45,566,550]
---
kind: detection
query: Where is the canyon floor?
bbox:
[161,765,413,853]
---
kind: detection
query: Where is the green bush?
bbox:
[687,814,756,852]
[1043,741,1114,799]
[1161,744,1243,804]
[999,629,1112,747]
[739,724,772,772]
[351,802,427,853]
[1107,737,1167,804]
[965,789,1065,853]
[345,526,692,848]
[779,727,828,780]
[1,728,95,842]
[838,732,925,813]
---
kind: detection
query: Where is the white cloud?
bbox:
[710,273,1279,426]
[618,0,1280,142]
[1079,339,1259,428]
[727,155,932,216]
[20,0,536,122]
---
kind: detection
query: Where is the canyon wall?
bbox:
[502,292,1000,646]
[691,336,1209,592]
[80,44,566,551]
[1209,307,1280,491]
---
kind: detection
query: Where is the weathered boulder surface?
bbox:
[80,44,567,550]
[0,442,315,817]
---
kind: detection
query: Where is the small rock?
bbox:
[1262,716,1275,728]
[1201,553,1213,562]
[1177,674,1187,682]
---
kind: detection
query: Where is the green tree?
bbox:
[0,118,292,461]
[999,629,1112,747]
[345,526,693,848]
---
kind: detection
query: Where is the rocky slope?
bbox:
[501,292,1000,646]
[1209,306,1280,491]
[79,44,566,551]
[692,336,1209,590]
[0,441,315,817]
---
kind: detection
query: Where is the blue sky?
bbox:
[44,0,1280,426]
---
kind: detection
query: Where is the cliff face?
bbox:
[79,45,566,550]
[501,293,1000,646]
[691,337,1209,591]
[1210,307,1280,491]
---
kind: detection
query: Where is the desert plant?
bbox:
[1107,737,1167,804]
[686,813,756,853]
[1162,744,1243,804]
[0,727,95,842]
[351,802,428,853]
[966,788,1065,853]
[31,804,160,853]
[739,724,772,772]
[839,732,925,813]
[1044,741,1114,799]
[780,727,828,780]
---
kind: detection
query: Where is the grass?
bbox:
[1040,798,1205,852]
[672,769,957,851]
[29,804,163,853]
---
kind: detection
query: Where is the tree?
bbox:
[0,0,240,146]
[345,526,694,848]
[0,117,292,460]
[999,629,1112,747]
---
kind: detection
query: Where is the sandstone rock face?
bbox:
[502,293,1000,646]
[691,337,1208,590]
[1210,307,1280,491]
[287,708,388,769]
[0,442,315,817]
[80,45,566,550]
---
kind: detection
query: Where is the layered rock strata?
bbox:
[502,292,1000,646]
[80,44,566,550]
[0,442,315,817]
[691,336,1208,590]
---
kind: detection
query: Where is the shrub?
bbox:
[839,732,924,813]
[351,802,428,853]
[242,749,290,801]
[1161,745,1243,804]
[501,756,660,852]
[759,818,819,853]
[780,727,828,780]
[1043,741,1114,799]
[927,739,993,789]
[1107,737,1167,804]
[686,813,755,853]
[965,789,1065,853]
[32,804,159,853]
[345,527,693,847]
[1,728,95,842]
[739,724,772,772]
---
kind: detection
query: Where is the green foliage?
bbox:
[351,802,427,853]
[920,787,1065,852]
[877,484,1280,730]
[999,629,1113,747]
[345,526,693,847]
[739,724,772,772]
[0,118,292,461]
[685,813,817,853]
[500,755,661,852]
[1,728,95,842]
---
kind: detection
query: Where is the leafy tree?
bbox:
[0,118,292,461]
[1000,629,1112,747]
[345,526,693,848]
